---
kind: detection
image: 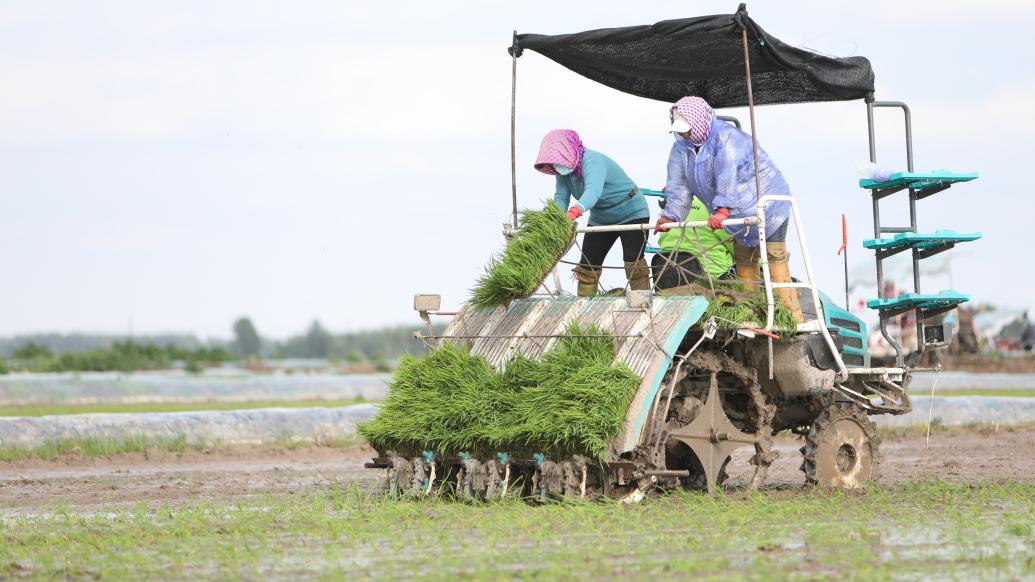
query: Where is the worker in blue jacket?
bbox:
[535,129,651,296]
[654,97,803,322]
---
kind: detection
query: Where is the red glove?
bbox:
[566,206,583,221]
[653,216,675,234]
[708,208,729,230]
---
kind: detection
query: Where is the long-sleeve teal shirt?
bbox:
[553,149,649,226]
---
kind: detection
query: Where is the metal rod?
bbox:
[866,100,877,164]
[871,100,917,365]
[741,27,764,219]
[843,243,850,310]
[869,101,914,171]
[640,470,690,478]
[842,214,850,310]
[576,218,757,233]
[510,30,518,229]
[758,195,848,381]
[867,99,903,367]
[717,115,742,129]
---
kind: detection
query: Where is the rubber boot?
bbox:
[733,243,761,289]
[624,259,651,291]
[767,242,804,323]
[573,265,600,297]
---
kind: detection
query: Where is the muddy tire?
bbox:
[802,403,881,489]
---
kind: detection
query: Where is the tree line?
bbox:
[0,317,444,374]
[3,341,235,374]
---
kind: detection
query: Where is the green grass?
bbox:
[0,432,365,463]
[878,421,1035,439]
[469,201,574,310]
[1,480,1032,579]
[359,323,639,460]
[0,434,204,463]
[0,397,372,417]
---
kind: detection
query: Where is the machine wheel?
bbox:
[802,403,881,489]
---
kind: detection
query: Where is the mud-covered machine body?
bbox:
[365,6,979,498]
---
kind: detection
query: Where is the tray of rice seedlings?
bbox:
[702,283,799,333]
[498,324,640,460]
[357,323,639,461]
[661,281,797,333]
[469,201,575,310]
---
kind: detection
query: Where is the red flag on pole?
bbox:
[838,213,849,310]
[837,213,848,256]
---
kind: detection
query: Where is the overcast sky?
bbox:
[1,0,1030,339]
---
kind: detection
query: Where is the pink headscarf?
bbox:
[534,129,586,178]
[671,96,714,146]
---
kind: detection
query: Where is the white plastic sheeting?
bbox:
[0,404,379,447]
[876,397,1035,427]
[0,372,390,405]
[909,372,1035,391]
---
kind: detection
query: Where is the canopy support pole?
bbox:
[740,28,763,216]
[510,30,519,229]
[742,21,774,379]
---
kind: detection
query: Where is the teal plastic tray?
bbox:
[866,290,970,311]
[863,230,982,251]
[859,170,978,192]
[641,188,666,198]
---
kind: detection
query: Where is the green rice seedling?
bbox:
[469,202,574,310]
[698,281,798,332]
[500,323,639,458]
[3,480,1033,579]
[357,342,504,454]
[357,323,639,460]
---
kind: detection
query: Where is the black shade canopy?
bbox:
[510,5,874,108]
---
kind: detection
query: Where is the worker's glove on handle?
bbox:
[707,208,729,230]
[653,216,675,235]
[566,206,583,221]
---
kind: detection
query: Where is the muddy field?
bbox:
[3,426,1033,513]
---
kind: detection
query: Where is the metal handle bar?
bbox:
[575,217,759,234]
[756,194,847,381]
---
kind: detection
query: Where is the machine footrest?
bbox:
[866,290,970,315]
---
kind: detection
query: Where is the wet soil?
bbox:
[873,352,1035,374]
[726,425,1035,487]
[0,445,381,513]
[2,427,1033,512]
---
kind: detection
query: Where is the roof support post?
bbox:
[740,24,763,236]
[510,31,519,229]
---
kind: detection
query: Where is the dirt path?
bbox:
[2,427,1032,512]
[0,445,382,513]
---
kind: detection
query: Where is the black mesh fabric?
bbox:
[510,5,874,107]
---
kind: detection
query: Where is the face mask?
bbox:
[553,164,573,176]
